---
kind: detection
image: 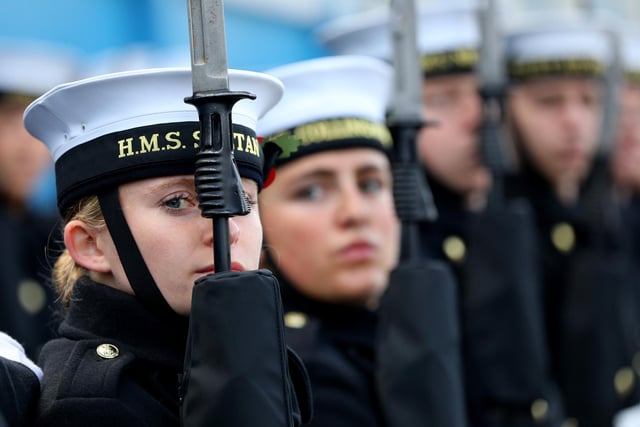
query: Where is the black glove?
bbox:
[181,269,312,427]
[377,260,467,427]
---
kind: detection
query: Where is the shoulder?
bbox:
[282,310,322,356]
[40,337,136,398]
[0,357,40,427]
[37,337,141,423]
[283,310,368,384]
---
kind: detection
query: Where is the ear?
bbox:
[64,220,111,273]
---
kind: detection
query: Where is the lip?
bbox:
[559,148,585,163]
[230,262,246,272]
[198,262,246,275]
[338,240,376,263]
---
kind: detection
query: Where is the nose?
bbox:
[560,100,591,135]
[335,182,369,227]
[228,217,241,246]
[201,216,214,246]
[463,90,483,131]
[207,217,241,246]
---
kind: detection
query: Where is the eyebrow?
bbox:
[146,177,195,193]
[297,163,390,181]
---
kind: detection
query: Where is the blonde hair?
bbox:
[53,195,105,307]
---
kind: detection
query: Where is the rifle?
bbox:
[477,0,511,210]
[460,1,565,425]
[376,1,467,426]
[558,7,640,424]
[180,2,310,425]
[184,0,253,272]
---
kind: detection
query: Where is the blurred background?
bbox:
[0,0,638,212]
[1,0,638,74]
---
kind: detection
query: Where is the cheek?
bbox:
[262,205,327,268]
[419,128,452,166]
[584,111,602,140]
[512,107,555,155]
[377,200,401,265]
[240,212,263,267]
[264,209,313,251]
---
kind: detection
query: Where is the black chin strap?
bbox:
[98,188,176,317]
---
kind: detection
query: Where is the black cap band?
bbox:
[421,48,478,77]
[507,58,606,82]
[264,117,392,167]
[56,121,265,212]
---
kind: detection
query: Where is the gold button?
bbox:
[551,222,575,253]
[284,312,308,329]
[530,398,549,422]
[443,235,466,263]
[614,366,635,398]
[96,343,120,359]
[17,279,47,315]
[562,418,579,427]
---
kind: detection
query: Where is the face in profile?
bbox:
[507,77,603,190]
[418,73,491,198]
[259,148,400,308]
[78,175,263,316]
[0,100,52,208]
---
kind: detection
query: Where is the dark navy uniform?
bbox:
[623,196,640,351]
[506,167,640,427]
[36,274,311,427]
[421,176,564,427]
[0,204,61,360]
[275,258,467,427]
[0,355,39,427]
[278,275,384,427]
[36,276,189,426]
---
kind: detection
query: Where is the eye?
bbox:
[580,93,599,108]
[162,193,197,211]
[535,94,562,107]
[294,184,324,201]
[424,92,454,109]
[360,177,383,194]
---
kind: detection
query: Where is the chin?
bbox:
[337,275,387,305]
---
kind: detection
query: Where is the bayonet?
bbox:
[387,0,423,127]
[477,0,510,209]
[379,5,467,426]
[185,0,255,272]
[187,0,229,93]
[387,0,438,261]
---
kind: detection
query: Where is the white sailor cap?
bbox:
[257,55,393,166]
[0,38,81,98]
[24,67,283,211]
[503,11,615,82]
[317,4,480,76]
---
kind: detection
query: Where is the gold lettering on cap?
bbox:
[139,133,160,154]
[234,132,246,151]
[508,59,604,80]
[421,48,478,74]
[117,132,187,158]
[165,131,182,150]
[293,118,392,147]
[245,134,259,156]
[114,127,259,159]
[118,137,135,158]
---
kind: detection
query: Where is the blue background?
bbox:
[0,0,331,72]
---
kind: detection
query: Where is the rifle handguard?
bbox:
[185,90,255,218]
